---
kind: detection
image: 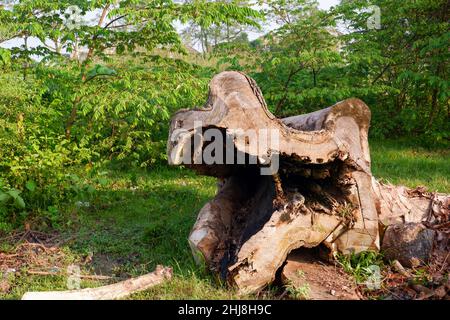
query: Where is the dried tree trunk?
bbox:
[167,71,449,294]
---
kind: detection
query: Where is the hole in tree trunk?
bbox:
[190,151,357,279]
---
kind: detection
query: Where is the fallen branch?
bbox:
[392,260,411,278]
[21,265,172,300]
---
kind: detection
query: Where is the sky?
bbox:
[246,0,341,43]
[318,0,340,10]
[1,0,342,53]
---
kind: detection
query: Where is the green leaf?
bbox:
[97,178,108,186]
[14,196,25,209]
[0,48,11,66]
[0,192,10,204]
[25,180,37,192]
[85,185,96,194]
[6,189,21,199]
[86,64,117,80]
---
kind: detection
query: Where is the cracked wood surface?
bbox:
[167,71,449,294]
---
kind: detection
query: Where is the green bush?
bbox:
[0,54,214,231]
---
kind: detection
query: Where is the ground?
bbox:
[282,248,361,300]
[0,139,448,299]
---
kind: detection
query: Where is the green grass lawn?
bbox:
[0,139,448,299]
[370,139,449,192]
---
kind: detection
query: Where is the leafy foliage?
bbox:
[216,0,449,143]
[0,0,258,230]
[334,0,449,141]
[0,0,448,233]
[337,250,384,284]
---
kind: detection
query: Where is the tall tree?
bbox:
[334,0,449,140]
[1,0,261,138]
[181,0,261,53]
[251,0,341,115]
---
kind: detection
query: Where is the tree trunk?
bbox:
[167,71,449,294]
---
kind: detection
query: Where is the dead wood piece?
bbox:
[392,260,411,278]
[21,265,172,300]
[167,71,450,295]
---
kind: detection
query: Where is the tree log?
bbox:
[167,71,449,294]
[21,265,172,300]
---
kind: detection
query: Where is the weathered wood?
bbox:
[21,265,172,300]
[167,71,449,294]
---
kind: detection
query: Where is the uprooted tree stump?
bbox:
[167,71,449,295]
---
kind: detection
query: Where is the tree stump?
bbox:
[167,71,449,294]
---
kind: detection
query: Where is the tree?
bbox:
[259,0,341,114]
[0,0,262,229]
[1,0,261,140]
[334,0,449,141]
[167,71,449,294]
[220,0,343,116]
[213,0,449,143]
[181,0,261,53]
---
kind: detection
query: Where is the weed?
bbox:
[337,251,384,285]
[286,281,310,300]
[411,267,433,286]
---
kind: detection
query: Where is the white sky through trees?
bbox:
[1,0,341,54]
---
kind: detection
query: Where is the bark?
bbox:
[167,71,449,294]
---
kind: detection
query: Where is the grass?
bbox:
[370,139,449,193]
[285,281,310,300]
[336,251,384,285]
[1,167,242,299]
[0,139,448,299]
